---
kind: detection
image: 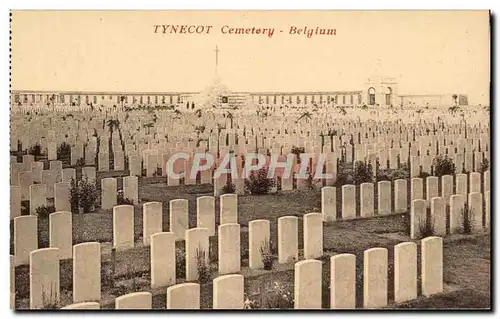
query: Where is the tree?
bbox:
[452,94,458,107]
[297,111,312,123]
[226,111,234,129]
[120,95,126,109]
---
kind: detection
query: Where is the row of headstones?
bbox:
[320,171,491,222]
[10,167,98,218]
[410,191,490,239]
[14,236,444,309]
[10,112,488,151]
[12,193,237,266]
[11,158,96,189]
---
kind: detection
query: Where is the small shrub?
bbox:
[418,209,435,238]
[243,281,294,309]
[35,205,56,218]
[221,182,236,194]
[57,142,71,164]
[353,161,373,184]
[195,248,210,284]
[41,284,59,309]
[75,158,85,167]
[334,166,355,187]
[79,178,99,213]
[402,213,411,236]
[28,143,43,157]
[433,155,455,177]
[263,282,294,309]
[70,177,99,213]
[243,294,260,309]
[305,170,315,190]
[117,190,134,205]
[259,240,277,270]
[460,204,474,234]
[245,167,276,195]
[21,201,29,215]
[101,266,114,287]
[479,158,489,173]
[175,248,186,279]
[377,167,409,182]
[70,178,79,213]
[418,172,431,179]
[290,146,305,156]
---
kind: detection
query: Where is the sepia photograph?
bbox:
[9,10,491,310]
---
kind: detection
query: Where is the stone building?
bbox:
[10,76,468,109]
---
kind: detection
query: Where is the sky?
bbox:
[11,10,490,104]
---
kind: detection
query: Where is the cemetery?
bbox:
[8,97,491,310]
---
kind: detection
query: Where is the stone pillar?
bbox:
[61,168,76,184]
[294,260,322,309]
[377,181,391,215]
[62,302,100,309]
[218,223,241,275]
[49,211,73,260]
[82,166,96,183]
[360,183,374,218]
[29,248,60,309]
[73,242,101,303]
[166,283,200,309]
[363,247,388,308]
[169,199,188,240]
[321,186,336,222]
[441,175,453,205]
[196,196,215,236]
[410,199,426,239]
[450,194,465,234]
[151,232,176,289]
[29,184,47,215]
[123,176,139,204]
[303,213,323,259]
[115,292,152,309]
[468,192,483,232]
[394,242,417,303]
[330,254,356,309]
[101,178,117,210]
[220,194,238,225]
[14,215,38,266]
[277,216,298,264]
[410,178,423,202]
[341,184,356,219]
[10,186,21,219]
[143,202,163,246]
[113,205,134,251]
[248,219,270,269]
[469,172,481,193]
[213,274,244,309]
[185,228,209,281]
[425,176,438,206]
[430,197,446,236]
[455,173,468,197]
[394,179,407,213]
[54,182,71,212]
[421,237,443,297]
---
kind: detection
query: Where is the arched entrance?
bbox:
[385,87,393,105]
[368,87,376,105]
